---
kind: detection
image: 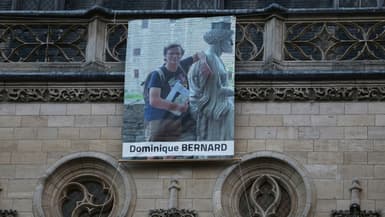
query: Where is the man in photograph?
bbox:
[143,43,205,142]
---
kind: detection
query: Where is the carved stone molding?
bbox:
[3,81,385,102]
[0,87,123,102]
[149,208,198,217]
[235,84,385,101]
[0,210,17,217]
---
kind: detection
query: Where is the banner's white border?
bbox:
[122,141,234,158]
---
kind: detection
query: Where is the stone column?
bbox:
[263,14,284,69]
[86,18,107,64]
[350,178,362,211]
[168,179,181,209]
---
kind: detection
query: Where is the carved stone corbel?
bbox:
[331,179,381,217]
[148,179,198,217]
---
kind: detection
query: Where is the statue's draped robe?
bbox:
[188,51,234,141]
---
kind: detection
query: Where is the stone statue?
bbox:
[188,21,234,141]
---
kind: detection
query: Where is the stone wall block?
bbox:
[368,152,385,164]
[308,152,343,164]
[37,128,58,139]
[0,116,21,127]
[338,165,374,180]
[266,103,291,114]
[343,152,367,164]
[337,115,375,126]
[235,115,249,126]
[235,126,255,139]
[249,115,283,126]
[14,128,36,139]
[298,127,320,139]
[291,103,320,114]
[0,104,16,115]
[11,152,46,164]
[58,128,79,139]
[368,103,385,114]
[344,127,367,139]
[253,127,276,139]
[283,115,311,126]
[74,116,107,127]
[345,103,367,114]
[0,128,14,139]
[91,103,116,115]
[79,128,100,139]
[241,103,266,114]
[15,104,40,115]
[67,104,91,115]
[17,140,42,152]
[40,104,67,115]
[320,103,345,114]
[284,140,313,151]
[47,116,74,127]
[247,139,266,152]
[319,127,344,139]
[311,115,337,126]
[276,127,298,139]
[314,180,343,199]
[368,180,385,199]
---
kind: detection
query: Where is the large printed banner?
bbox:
[122,16,236,159]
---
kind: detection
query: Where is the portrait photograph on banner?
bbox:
[122,16,236,160]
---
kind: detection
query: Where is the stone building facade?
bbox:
[0,1,385,217]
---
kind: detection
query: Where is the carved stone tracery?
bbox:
[213,151,316,217]
[236,22,264,61]
[285,21,385,61]
[0,24,87,62]
[60,177,114,217]
[240,175,292,217]
[33,152,135,217]
[106,23,128,62]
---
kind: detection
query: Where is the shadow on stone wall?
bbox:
[122,104,145,142]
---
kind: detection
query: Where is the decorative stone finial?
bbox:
[168,179,181,209]
[349,178,362,211]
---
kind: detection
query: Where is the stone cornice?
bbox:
[3,81,385,102]
[0,4,385,19]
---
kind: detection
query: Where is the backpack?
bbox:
[141,68,166,102]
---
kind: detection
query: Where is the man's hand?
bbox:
[176,101,188,113]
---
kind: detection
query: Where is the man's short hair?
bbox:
[163,44,185,56]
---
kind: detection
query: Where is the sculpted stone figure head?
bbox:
[203,21,234,54]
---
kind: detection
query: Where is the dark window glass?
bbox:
[65,0,97,9]
[134,69,139,78]
[225,0,334,8]
[142,20,149,29]
[339,0,378,7]
[133,48,141,56]
[0,0,12,10]
[103,0,170,9]
[18,0,56,10]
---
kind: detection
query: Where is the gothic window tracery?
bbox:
[239,175,292,217]
[60,177,114,217]
[213,151,316,217]
[33,152,135,217]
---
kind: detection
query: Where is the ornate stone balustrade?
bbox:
[0,8,383,72]
[1,7,385,102]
